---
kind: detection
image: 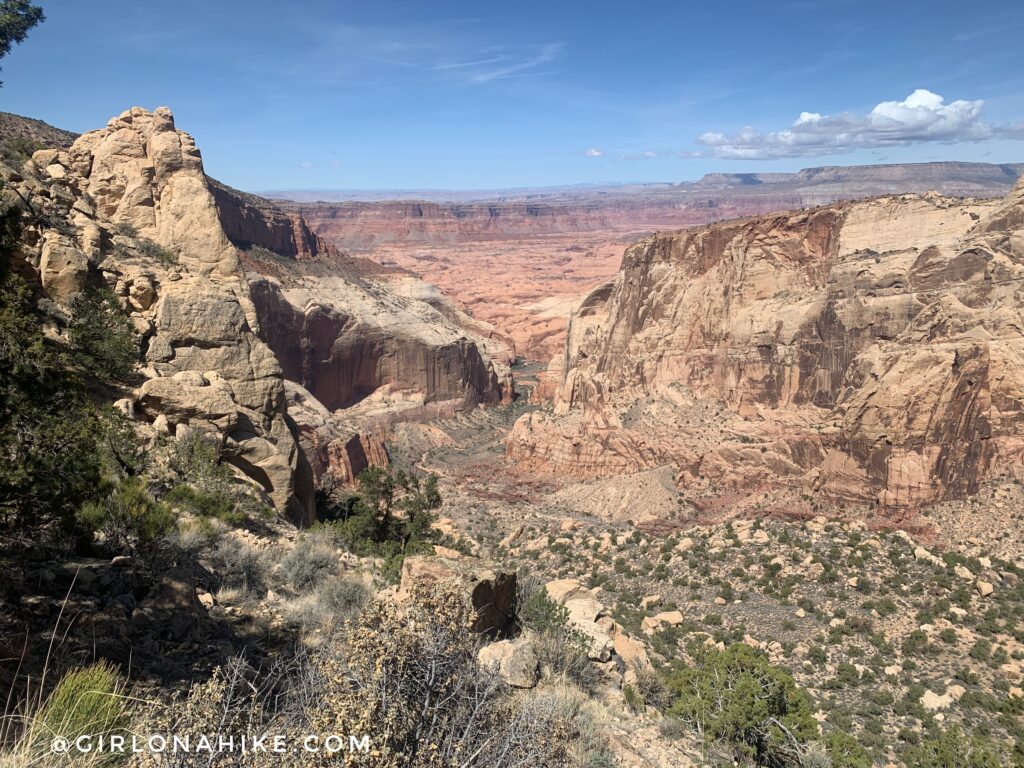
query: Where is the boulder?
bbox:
[39,233,88,302]
[477,638,539,688]
[397,555,515,635]
[543,578,615,661]
[613,631,652,672]
[131,567,211,642]
[641,610,684,634]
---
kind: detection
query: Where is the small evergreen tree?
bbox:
[67,288,139,382]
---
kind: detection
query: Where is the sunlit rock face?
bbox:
[509,185,1024,510]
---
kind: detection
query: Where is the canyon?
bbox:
[507,184,1024,514]
[7,105,1022,525]
[5,106,1024,768]
[281,162,1023,360]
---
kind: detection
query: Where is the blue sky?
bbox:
[3,0,1024,190]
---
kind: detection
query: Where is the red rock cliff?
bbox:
[509,186,1024,510]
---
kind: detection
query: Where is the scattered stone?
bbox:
[953,564,974,580]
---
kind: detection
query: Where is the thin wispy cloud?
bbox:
[697,89,1024,159]
[461,43,563,84]
[265,20,563,89]
[584,148,604,157]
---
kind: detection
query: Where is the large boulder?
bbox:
[544,578,614,661]
[397,555,516,635]
[477,638,539,688]
[39,233,88,301]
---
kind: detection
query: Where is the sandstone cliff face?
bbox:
[247,271,510,413]
[7,107,316,522]
[7,106,516,507]
[209,160,514,490]
[211,179,336,260]
[509,187,1024,510]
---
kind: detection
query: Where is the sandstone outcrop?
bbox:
[211,179,337,261]
[510,185,1024,510]
[240,248,513,489]
[5,107,316,522]
[6,106,515,519]
[477,637,539,688]
[248,271,511,413]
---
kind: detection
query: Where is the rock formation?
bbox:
[509,185,1024,511]
[397,554,517,635]
[5,106,514,521]
[279,162,1024,250]
[282,162,1023,363]
[239,241,513,486]
[6,107,315,523]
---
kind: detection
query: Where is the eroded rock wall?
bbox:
[248,276,508,412]
[509,187,1024,509]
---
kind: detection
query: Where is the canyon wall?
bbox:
[508,186,1024,511]
[276,162,1022,365]
[247,272,510,413]
[211,179,336,260]
[5,106,513,519]
[282,162,1023,251]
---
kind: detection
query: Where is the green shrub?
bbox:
[823,729,872,768]
[317,467,441,582]
[67,288,139,382]
[24,662,129,766]
[623,684,644,714]
[163,434,270,524]
[77,476,175,555]
[516,575,600,693]
[970,638,993,662]
[517,577,570,634]
[136,237,177,266]
[901,726,1001,768]
[665,642,819,766]
[0,135,43,164]
[214,537,268,596]
[164,483,239,523]
[0,271,103,535]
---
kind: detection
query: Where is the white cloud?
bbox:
[461,42,563,84]
[584,147,604,157]
[296,161,316,169]
[698,89,1024,159]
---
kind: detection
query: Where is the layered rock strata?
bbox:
[509,187,1024,509]
[4,106,514,521]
